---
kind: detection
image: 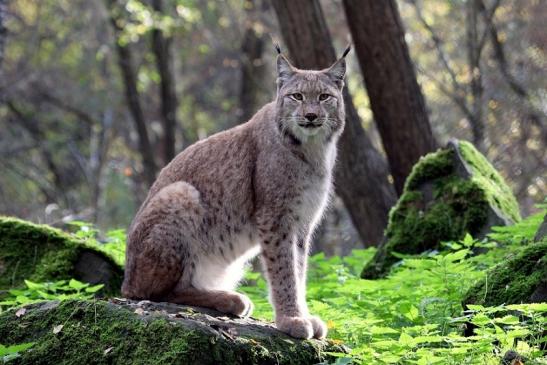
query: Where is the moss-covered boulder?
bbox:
[0,217,123,295]
[0,299,345,365]
[463,240,547,306]
[535,214,547,242]
[463,213,547,306]
[362,140,520,279]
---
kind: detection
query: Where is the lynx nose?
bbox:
[305,113,318,122]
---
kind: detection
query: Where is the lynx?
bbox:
[122,45,350,339]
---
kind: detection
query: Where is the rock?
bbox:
[501,350,525,365]
[534,214,547,242]
[0,299,345,365]
[0,217,123,295]
[361,140,521,279]
[463,214,547,307]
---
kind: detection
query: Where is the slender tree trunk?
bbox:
[0,0,6,68]
[151,0,180,165]
[106,0,157,186]
[90,111,113,224]
[479,0,547,144]
[239,0,267,124]
[115,41,158,186]
[466,0,486,152]
[271,0,397,245]
[342,0,437,194]
[6,101,70,206]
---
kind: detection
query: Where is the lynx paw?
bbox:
[215,292,254,318]
[308,315,328,339]
[277,316,314,339]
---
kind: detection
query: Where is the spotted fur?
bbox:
[122,51,348,339]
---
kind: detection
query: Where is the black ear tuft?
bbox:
[276,54,296,87]
[270,34,282,55]
[342,44,351,58]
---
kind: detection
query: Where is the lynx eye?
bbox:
[319,93,330,101]
[290,93,303,101]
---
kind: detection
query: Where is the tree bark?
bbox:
[151,0,181,165]
[106,0,157,187]
[342,0,437,194]
[238,0,267,124]
[466,0,486,152]
[271,0,397,245]
[0,0,6,68]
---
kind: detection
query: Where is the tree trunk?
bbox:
[480,0,547,144]
[6,101,70,206]
[238,0,267,124]
[342,0,437,194]
[89,111,113,224]
[106,0,157,187]
[0,0,6,67]
[151,0,181,166]
[466,0,486,152]
[271,0,397,245]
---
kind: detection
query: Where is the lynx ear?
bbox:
[276,53,296,87]
[326,44,351,88]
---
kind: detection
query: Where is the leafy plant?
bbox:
[0,343,34,363]
[0,279,103,309]
[240,214,547,364]
[3,212,545,364]
[67,221,126,266]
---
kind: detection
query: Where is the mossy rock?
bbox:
[463,240,547,306]
[362,140,520,279]
[0,299,345,365]
[535,214,547,241]
[463,214,547,307]
[0,217,123,295]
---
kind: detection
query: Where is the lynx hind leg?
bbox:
[122,181,203,301]
[166,251,255,317]
[167,287,254,317]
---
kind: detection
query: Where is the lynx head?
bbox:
[275,45,349,144]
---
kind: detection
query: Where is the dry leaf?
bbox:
[104,347,113,355]
[134,308,145,315]
[15,308,26,318]
[53,324,64,334]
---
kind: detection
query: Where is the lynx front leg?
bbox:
[296,234,327,339]
[258,218,324,339]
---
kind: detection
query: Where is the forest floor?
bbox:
[1,211,546,364]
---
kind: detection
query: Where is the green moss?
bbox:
[30,248,79,281]
[404,148,455,191]
[463,239,547,306]
[362,141,520,279]
[0,300,343,365]
[458,141,521,223]
[0,217,123,295]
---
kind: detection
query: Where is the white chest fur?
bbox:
[294,144,336,232]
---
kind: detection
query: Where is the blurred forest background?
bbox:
[0,0,545,253]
